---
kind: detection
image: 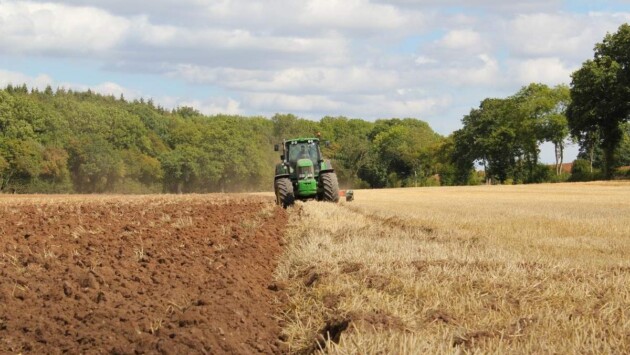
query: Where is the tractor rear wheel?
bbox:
[275,178,295,208]
[319,172,339,202]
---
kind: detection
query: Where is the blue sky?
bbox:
[565,0,630,13]
[1,0,630,162]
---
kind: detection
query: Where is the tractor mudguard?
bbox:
[319,159,335,174]
[275,162,291,177]
[274,173,290,181]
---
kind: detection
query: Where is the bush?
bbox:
[548,172,571,183]
[469,175,485,185]
[614,166,630,179]
[423,175,441,187]
[387,173,403,188]
[4,177,74,194]
[529,164,552,183]
[111,180,163,194]
[569,159,601,182]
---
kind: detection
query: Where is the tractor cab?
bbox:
[286,140,321,176]
[274,138,324,178]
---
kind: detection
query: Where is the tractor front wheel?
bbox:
[275,178,295,208]
[319,172,339,202]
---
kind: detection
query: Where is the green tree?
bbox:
[454,98,522,184]
[0,155,8,189]
[0,139,43,191]
[450,130,477,185]
[2,84,465,192]
[514,84,571,177]
[367,119,440,187]
[577,122,630,173]
[616,123,630,167]
[159,145,216,193]
[121,149,163,186]
[570,158,598,181]
[40,146,70,182]
[271,113,318,141]
[568,23,630,178]
[203,116,267,192]
[67,136,124,193]
[318,116,373,188]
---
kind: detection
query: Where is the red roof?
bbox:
[547,163,573,173]
[559,163,573,174]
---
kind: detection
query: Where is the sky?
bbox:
[1,0,630,162]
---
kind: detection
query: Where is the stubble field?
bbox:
[276,182,630,353]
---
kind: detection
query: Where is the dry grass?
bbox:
[275,182,630,354]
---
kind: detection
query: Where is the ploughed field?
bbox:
[0,194,288,354]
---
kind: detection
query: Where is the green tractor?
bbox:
[274,137,339,207]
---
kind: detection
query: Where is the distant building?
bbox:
[546,163,573,174]
[557,163,573,174]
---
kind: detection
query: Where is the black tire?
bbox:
[275,178,295,208]
[319,172,340,202]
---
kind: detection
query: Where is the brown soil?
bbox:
[0,194,288,354]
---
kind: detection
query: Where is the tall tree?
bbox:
[568,23,630,178]
[546,86,571,175]
[454,98,522,184]
[508,84,570,180]
[368,119,440,187]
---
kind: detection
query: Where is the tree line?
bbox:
[0,85,448,193]
[1,24,629,194]
[448,23,630,185]
[1,82,626,195]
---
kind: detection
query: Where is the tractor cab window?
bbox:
[288,142,319,164]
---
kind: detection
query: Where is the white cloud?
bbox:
[438,29,484,50]
[470,54,502,85]
[244,92,452,120]
[381,95,453,118]
[245,93,341,113]
[0,1,130,55]
[506,12,630,60]
[27,0,422,35]
[511,57,576,85]
[0,69,54,89]
[300,0,409,32]
[170,65,402,94]
[374,0,563,14]
[425,54,501,87]
[0,1,353,67]
[177,98,242,116]
[415,56,437,65]
[65,81,142,99]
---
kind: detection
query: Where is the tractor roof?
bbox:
[285,137,320,143]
